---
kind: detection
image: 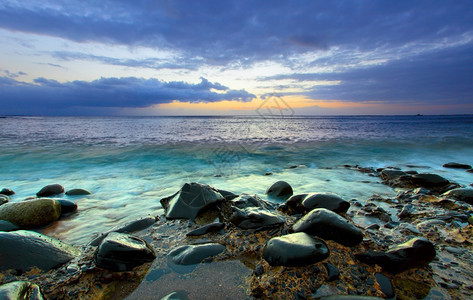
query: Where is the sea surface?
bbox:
[1,115,472,244]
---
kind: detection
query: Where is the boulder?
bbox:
[442,188,473,204]
[355,237,436,274]
[216,189,238,200]
[168,243,226,266]
[229,207,285,229]
[0,220,19,232]
[266,181,293,199]
[89,216,157,246]
[0,198,61,228]
[301,193,350,214]
[262,232,329,267]
[36,184,64,197]
[231,194,275,210]
[381,169,407,181]
[95,232,156,271]
[410,173,449,188]
[0,188,15,196]
[186,222,225,236]
[443,162,472,169]
[65,188,91,196]
[57,199,77,216]
[293,208,363,247]
[0,281,43,300]
[160,183,224,220]
[0,230,80,272]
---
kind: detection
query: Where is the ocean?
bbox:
[1,115,472,245]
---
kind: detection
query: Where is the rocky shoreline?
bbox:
[1,162,473,299]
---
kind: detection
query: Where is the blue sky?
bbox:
[0,0,472,115]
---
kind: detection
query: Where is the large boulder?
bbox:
[355,237,436,274]
[442,188,473,204]
[409,173,449,188]
[231,194,275,210]
[89,216,157,246]
[0,230,80,272]
[266,181,293,199]
[0,281,43,300]
[95,232,156,271]
[0,198,61,228]
[443,162,472,169]
[160,183,224,220]
[229,207,285,229]
[293,208,363,247]
[301,193,350,214]
[263,232,329,267]
[36,184,64,197]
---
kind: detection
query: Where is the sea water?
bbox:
[1,115,472,244]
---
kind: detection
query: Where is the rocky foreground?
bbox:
[0,163,473,299]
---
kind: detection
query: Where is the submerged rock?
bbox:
[0,188,15,196]
[293,208,363,247]
[266,181,293,199]
[65,188,91,196]
[0,198,61,228]
[301,193,350,214]
[0,230,80,272]
[160,183,224,220]
[442,188,473,204]
[89,216,157,246]
[229,206,285,229]
[443,162,472,169]
[57,199,78,216]
[0,281,43,300]
[186,222,225,236]
[168,243,225,266]
[36,184,64,197]
[262,232,329,267]
[95,232,156,271]
[355,237,436,274]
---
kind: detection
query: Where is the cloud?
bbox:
[0,76,256,115]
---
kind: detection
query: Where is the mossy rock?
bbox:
[0,198,61,228]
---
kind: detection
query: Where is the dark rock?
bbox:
[355,237,436,274]
[410,173,449,188]
[0,194,8,206]
[36,184,64,197]
[95,232,156,271]
[57,199,77,216]
[0,198,61,228]
[254,264,264,276]
[317,296,384,299]
[160,290,190,300]
[0,230,80,272]
[168,243,225,266]
[375,273,395,298]
[301,193,350,214]
[0,220,19,232]
[398,204,413,219]
[324,263,340,282]
[442,188,473,204]
[186,222,225,236]
[65,188,91,196]
[381,169,406,181]
[216,189,238,200]
[366,224,380,230]
[0,281,44,300]
[266,181,293,199]
[443,162,472,169]
[230,207,285,229]
[468,216,473,226]
[293,208,363,247]
[231,194,275,210]
[264,172,273,176]
[160,183,224,220]
[0,188,15,196]
[89,216,157,246]
[263,232,329,267]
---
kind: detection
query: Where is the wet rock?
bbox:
[355,237,436,274]
[262,232,329,267]
[398,204,414,219]
[0,281,44,300]
[317,296,384,299]
[168,243,225,266]
[293,208,363,247]
[381,169,407,181]
[65,188,91,196]
[57,199,77,216]
[0,194,8,206]
[161,290,190,300]
[230,207,285,229]
[410,173,449,188]
[443,162,472,169]
[375,273,395,298]
[89,216,157,246]
[216,189,238,200]
[36,184,64,197]
[301,193,350,214]
[366,224,380,230]
[0,230,80,272]
[0,198,61,228]
[186,222,225,236]
[95,232,156,271]
[231,194,274,210]
[0,220,19,232]
[0,188,15,196]
[266,181,293,199]
[160,183,224,220]
[442,188,473,204]
[468,216,473,226]
[254,264,264,276]
[324,263,340,282]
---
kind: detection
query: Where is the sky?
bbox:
[0,0,472,116]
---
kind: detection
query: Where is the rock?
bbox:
[89,216,157,246]
[398,204,414,219]
[324,263,340,282]
[262,232,329,267]
[230,207,286,229]
[160,291,189,300]
[366,224,380,230]
[381,169,407,181]
[0,220,19,232]
[375,273,395,298]
[317,296,384,299]
[0,230,80,272]
[65,188,91,196]
[0,281,44,300]
[57,199,77,216]
[186,222,225,236]
[301,193,350,214]
[216,189,238,200]
[293,208,363,247]
[169,243,225,266]
[231,194,275,210]
[443,162,472,169]
[442,188,473,204]
[0,188,15,196]
[355,237,436,274]
[410,173,449,188]
[0,198,61,228]
[36,184,64,197]
[468,216,473,226]
[95,232,156,271]
[160,183,224,220]
[0,194,8,206]
[266,181,293,199]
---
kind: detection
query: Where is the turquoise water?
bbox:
[1,115,472,244]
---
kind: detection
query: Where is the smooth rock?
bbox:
[0,220,19,232]
[293,208,363,247]
[324,263,340,282]
[231,194,274,210]
[355,237,436,274]
[89,216,157,246]
[0,281,44,300]
[375,273,395,298]
[0,188,15,196]
[381,169,406,181]
[263,232,329,267]
[186,222,225,236]
[57,199,77,216]
[442,188,473,204]
[468,216,473,226]
[317,296,384,299]
[65,188,91,196]
[36,184,64,197]
[160,291,189,300]
[0,198,61,228]
[0,194,8,206]
[0,230,80,272]
[95,232,156,271]
[266,181,293,199]
[230,206,285,229]
[443,162,472,169]
[160,183,224,220]
[216,189,238,200]
[302,193,350,214]
[169,243,225,266]
[410,173,449,188]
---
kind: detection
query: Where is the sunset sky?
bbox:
[0,0,472,116]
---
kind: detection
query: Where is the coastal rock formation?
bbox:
[65,188,91,196]
[95,232,156,271]
[186,222,225,236]
[57,199,78,216]
[89,216,157,246]
[0,198,61,228]
[301,193,350,214]
[0,220,18,231]
[262,232,329,267]
[442,188,473,204]
[355,237,436,274]
[266,181,293,199]
[410,173,450,188]
[443,162,472,169]
[0,281,44,300]
[0,188,15,196]
[160,183,224,220]
[230,206,285,229]
[168,243,226,266]
[231,194,275,210]
[36,184,64,197]
[293,208,363,246]
[380,169,452,192]
[0,230,80,272]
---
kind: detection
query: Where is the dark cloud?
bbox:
[0,77,255,115]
